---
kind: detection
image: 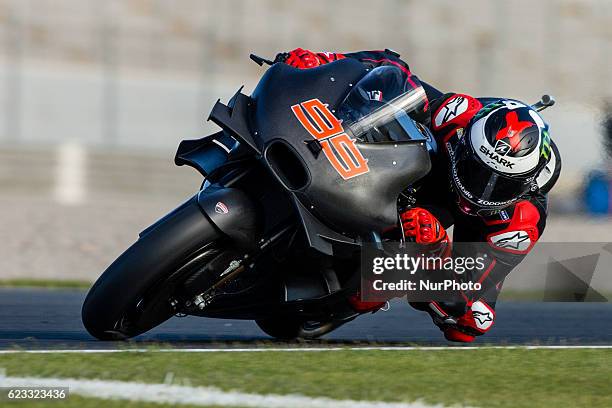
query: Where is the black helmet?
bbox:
[449,99,552,214]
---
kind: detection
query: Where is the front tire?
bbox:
[82,197,221,340]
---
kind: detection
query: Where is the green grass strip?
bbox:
[0,279,91,290]
[1,349,610,407]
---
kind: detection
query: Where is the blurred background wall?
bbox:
[1,0,611,190]
[1,0,611,281]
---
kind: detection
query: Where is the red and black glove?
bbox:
[400,207,451,258]
[276,48,345,69]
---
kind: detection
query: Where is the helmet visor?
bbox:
[450,140,531,208]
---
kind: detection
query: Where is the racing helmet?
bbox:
[449,99,552,214]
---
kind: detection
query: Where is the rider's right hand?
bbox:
[282,48,323,69]
[275,48,345,69]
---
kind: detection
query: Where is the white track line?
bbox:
[0,376,451,408]
[0,345,611,354]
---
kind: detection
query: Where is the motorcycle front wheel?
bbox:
[82,197,224,340]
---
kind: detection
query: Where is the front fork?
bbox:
[189,222,297,311]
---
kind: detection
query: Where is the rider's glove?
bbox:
[410,300,496,342]
[400,207,450,258]
[277,48,345,69]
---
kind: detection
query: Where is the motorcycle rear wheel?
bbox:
[256,318,338,340]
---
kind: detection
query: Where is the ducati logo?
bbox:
[215,202,229,214]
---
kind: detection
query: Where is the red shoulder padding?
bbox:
[431,94,482,132]
[486,201,541,254]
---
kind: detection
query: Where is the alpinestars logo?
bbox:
[441,96,466,122]
[434,96,468,127]
[472,310,493,326]
[489,230,532,252]
[495,231,530,249]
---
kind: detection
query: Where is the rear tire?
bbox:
[256,318,303,340]
[256,318,338,340]
[82,197,221,340]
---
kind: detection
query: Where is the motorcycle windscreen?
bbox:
[337,66,431,143]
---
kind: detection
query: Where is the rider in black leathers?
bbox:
[276,48,562,342]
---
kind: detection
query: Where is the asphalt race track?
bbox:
[0,288,611,349]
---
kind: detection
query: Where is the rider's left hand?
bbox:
[400,207,451,258]
[400,208,448,244]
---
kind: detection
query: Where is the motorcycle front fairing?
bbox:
[174,87,258,179]
[251,61,432,238]
[176,59,433,257]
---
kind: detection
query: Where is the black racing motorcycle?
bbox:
[81,55,437,341]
